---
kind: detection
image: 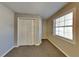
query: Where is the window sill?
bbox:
[54,35,76,45]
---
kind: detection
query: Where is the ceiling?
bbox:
[2,2,67,20]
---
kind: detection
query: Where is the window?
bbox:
[54,12,73,40]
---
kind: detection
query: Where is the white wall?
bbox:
[0,4,14,56]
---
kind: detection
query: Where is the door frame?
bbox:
[17,16,42,47]
[17,17,35,47]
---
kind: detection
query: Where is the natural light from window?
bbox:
[54,12,73,40]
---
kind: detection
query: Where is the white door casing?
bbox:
[17,19,34,46]
[17,17,42,46]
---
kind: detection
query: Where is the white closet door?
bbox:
[18,19,34,46]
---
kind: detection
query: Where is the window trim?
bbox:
[53,8,76,44]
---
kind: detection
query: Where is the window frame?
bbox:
[53,8,76,44]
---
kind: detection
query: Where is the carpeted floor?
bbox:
[5,39,65,57]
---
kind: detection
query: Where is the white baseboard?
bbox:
[1,46,15,57]
[14,45,19,47]
[48,39,69,57]
[35,43,41,46]
[35,41,42,46]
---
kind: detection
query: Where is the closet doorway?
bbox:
[17,17,42,46]
[17,18,34,46]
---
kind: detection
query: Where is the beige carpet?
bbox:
[5,39,65,57]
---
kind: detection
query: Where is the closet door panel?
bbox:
[18,20,33,46]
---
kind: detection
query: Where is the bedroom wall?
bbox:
[47,3,79,56]
[0,4,14,56]
[42,20,48,39]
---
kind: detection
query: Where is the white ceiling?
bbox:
[2,2,67,19]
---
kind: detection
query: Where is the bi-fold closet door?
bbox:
[17,17,42,46]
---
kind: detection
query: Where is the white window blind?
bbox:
[54,12,73,40]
